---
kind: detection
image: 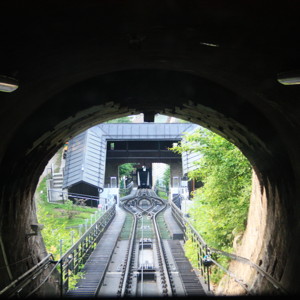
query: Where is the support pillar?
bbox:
[169,161,183,188]
[104,161,120,187]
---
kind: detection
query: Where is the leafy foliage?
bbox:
[119,163,135,178]
[162,166,170,193]
[119,163,136,189]
[171,128,252,282]
[35,178,100,260]
[183,238,198,267]
[156,189,168,199]
[171,127,252,250]
[68,271,85,290]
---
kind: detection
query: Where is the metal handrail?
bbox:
[59,204,116,295]
[0,205,116,298]
[170,202,288,294]
[0,253,55,297]
[26,259,61,298]
[119,181,134,196]
[61,205,115,260]
[209,247,288,294]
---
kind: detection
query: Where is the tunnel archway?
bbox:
[1,0,300,295]
[0,68,297,294]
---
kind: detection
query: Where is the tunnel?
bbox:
[0,0,300,296]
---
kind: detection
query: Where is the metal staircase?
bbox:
[52,172,64,189]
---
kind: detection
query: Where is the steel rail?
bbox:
[119,191,173,297]
[120,207,138,297]
[152,202,174,296]
[137,191,174,296]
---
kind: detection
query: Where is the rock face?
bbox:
[0,0,300,296]
[216,171,268,295]
[217,168,294,295]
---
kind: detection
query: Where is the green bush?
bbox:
[36,178,100,260]
[172,127,252,283]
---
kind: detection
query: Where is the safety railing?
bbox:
[119,181,134,197]
[170,202,289,295]
[59,204,116,295]
[0,204,116,298]
[0,253,56,298]
[171,202,211,290]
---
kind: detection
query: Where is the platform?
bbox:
[66,206,126,297]
[168,239,207,296]
[164,206,184,240]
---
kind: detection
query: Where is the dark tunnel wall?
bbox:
[0,0,300,295]
[0,70,298,295]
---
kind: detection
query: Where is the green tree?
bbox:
[171,128,252,251]
[162,166,170,193]
[36,178,100,260]
[119,163,135,188]
[119,163,135,178]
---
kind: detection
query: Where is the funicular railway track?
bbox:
[1,184,287,297]
[118,189,175,297]
[0,189,205,298]
[66,188,183,298]
[96,188,205,297]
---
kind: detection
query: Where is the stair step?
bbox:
[53,172,63,188]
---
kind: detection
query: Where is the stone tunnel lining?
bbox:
[0,85,296,294]
[0,0,300,295]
